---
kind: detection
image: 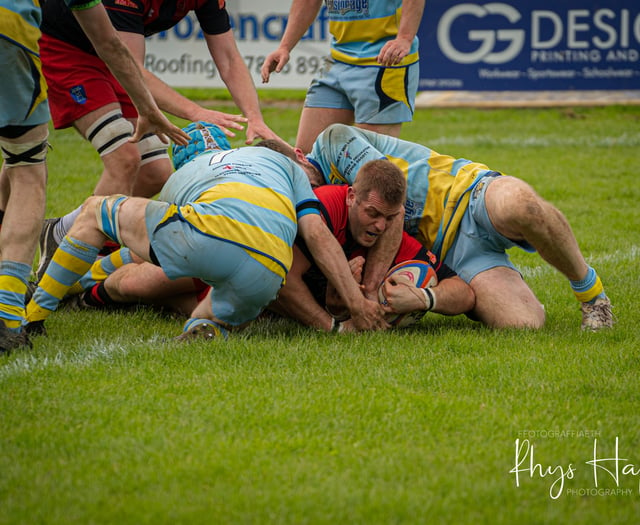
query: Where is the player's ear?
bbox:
[294,147,307,164]
[346,186,356,206]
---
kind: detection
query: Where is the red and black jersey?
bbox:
[41,0,230,55]
[298,185,456,304]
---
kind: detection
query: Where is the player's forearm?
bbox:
[73,9,158,116]
[362,214,403,299]
[397,0,425,41]
[279,0,324,53]
[275,283,334,331]
[140,69,203,121]
[215,63,264,123]
[431,277,475,315]
[304,225,367,314]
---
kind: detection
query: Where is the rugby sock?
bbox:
[82,282,120,308]
[68,247,133,296]
[26,236,100,323]
[0,261,31,332]
[182,318,229,340]
[53,206,82,244]
[570,266,606,303]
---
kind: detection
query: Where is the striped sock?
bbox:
[0,261,31,331]
[69,247,133,296]
[570,266,606,303]
[26,236,100,323]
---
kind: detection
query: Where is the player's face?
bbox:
[347,189,403,247]
[302,164,325,189]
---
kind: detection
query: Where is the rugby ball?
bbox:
[378,260,438,328]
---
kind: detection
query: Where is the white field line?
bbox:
[519,244,640,279]
[428,133,640,149]
[0,339,162,383]
[1,246,638,382]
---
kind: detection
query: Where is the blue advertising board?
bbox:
[418,1,640,90]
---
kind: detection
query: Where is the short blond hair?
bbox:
[353,159,406,206]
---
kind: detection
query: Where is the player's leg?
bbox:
[26,195,152,328]
[296,107,354,154]
[351,62,418,141]
[0,14,50,349]
[0,124,48,337]
[177,245,284,341]
[104,262,200,311]
[131,138,172,198]
[469,267,545,329]
[74,105,140,196]
[443,176,545,328]
[35,42,141,279]
[484,176,612,330]
[295,59,355,153]
[357,122,402,138]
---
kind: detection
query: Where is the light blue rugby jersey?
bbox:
[158,147,321,279]
[326,0,419,66]
[308,125,496,259]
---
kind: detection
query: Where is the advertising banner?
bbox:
[145,0,640,91]
[144,1,329,89]
[419,0,640,90]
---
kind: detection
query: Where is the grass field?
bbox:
[1,96,639,524]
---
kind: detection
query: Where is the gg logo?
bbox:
[437,3,526,64]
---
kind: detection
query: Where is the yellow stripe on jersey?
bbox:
[194,182,296,223]
[178,210,293,279]
[328,164,349,184]
[418,155,496,258]
[330,11,399,45]
[157,182,297,279]
[330,48,419,67]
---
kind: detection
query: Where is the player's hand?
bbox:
[244,120,281,145]
[189,108,249,138]
[348,296,390,332]
[377,37,412,66]
[131,112,190,146]
[325,256,365,319]
[260,49,291,83]
[380,276,427,314]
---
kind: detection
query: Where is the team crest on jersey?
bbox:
[326,0,369,16]
[70,85,87,105]
[114,0,137,7]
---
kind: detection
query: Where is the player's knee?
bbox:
[111,270,140,300]
[78,196,104,223]
[81,195,127,245]
[137,134,169,167]
[0,131,49,168]
[84,110,134,157]
[497,177,546,228]
[474,303,545,329]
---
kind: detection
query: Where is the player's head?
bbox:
[353,159,406,206]
[171,121,231,170]
[254,139,325,188]
[347,160,406,247]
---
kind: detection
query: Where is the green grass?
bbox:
[1,99,640,524]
